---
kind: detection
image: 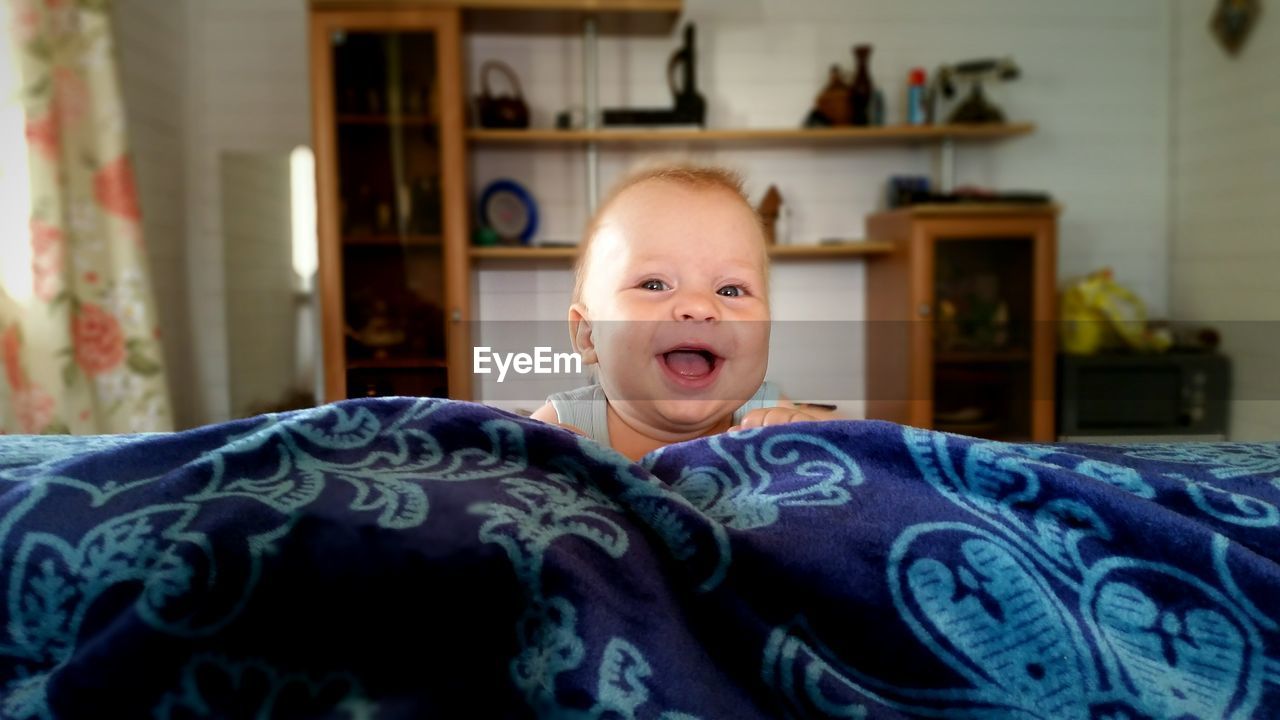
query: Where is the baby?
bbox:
[530,162,828,460]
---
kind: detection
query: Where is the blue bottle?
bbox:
[906,67,927,125]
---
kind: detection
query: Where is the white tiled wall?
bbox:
[469,0,1174,413]
[112,0,192,426]
[1169,0,1280,440]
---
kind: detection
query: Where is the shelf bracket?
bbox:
[583,16,599,215]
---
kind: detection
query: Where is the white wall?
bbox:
[469,0,1173,413]
[116,0,310,427]
[179,0,311,425]
[112,0,193,426]
[1170,0,1280,440]
[221,153,300,419]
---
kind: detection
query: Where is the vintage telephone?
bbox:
[603,23,706,126]
[929,57,1021,124]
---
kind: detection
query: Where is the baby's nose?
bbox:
[673,289,719,322]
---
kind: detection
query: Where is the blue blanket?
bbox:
[0,398,1277,718]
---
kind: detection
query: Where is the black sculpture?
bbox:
[603,23,706,127]
[929,57,1021,125]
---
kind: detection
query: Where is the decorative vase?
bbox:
[849,44,874,126]
[815,65,852,125]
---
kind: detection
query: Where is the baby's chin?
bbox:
[647,398,739,432]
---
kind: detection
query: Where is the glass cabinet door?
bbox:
[333,30,446,399]
[312,9,466,402]
[931,237,1035,440]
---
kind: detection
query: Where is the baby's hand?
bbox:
[731,406,824,431]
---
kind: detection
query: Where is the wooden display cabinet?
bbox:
[865,205,1058,441]
[309,7,470,401]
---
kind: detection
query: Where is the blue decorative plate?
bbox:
[479,179,538,244]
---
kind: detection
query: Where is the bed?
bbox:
[0,397,1276,718]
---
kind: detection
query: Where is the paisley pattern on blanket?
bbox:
[0,398,1276,718]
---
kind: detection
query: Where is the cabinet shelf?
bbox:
[338,114,437,127]
[935,349,1032,364]
[346,357,449,370]
[344,234,443,247]
[467,123,1035,145]
[469,241,894,262]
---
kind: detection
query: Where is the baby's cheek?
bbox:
[619,322,657,354]
[593,325,647,368]
[738,321,771,364]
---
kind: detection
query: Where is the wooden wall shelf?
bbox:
[467,123,1035,145]
[470,246,577,260]
[895,203,1061,217]
[768,241,893,258]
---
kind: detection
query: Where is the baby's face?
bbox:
[574,180,770,433]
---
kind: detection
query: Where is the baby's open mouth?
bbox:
[659,347,721,382]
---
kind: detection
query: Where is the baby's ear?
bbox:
[568,303,597,364]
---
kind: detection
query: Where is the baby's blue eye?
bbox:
[717,285,744,297]
[641,279,669,291]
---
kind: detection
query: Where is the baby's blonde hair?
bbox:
[572,161,768,304]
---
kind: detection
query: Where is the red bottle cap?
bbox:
[909,67,927,85]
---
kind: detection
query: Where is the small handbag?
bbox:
[475,60,530,129]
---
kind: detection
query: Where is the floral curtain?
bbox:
[0,0,171,434]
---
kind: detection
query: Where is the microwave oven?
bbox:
[1057,353,1230,442]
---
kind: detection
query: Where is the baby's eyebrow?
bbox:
[623,254,764,275]
[716,263,767,278]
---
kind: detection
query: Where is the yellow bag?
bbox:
[1060,269,1171,355]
